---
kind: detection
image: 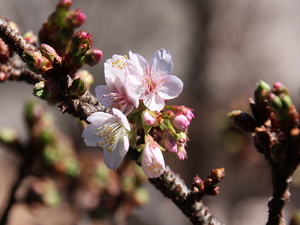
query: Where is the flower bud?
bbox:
[23,50,53,74]
[177,106,194,121]
[162,130,177,152]
[228,110,256,133]
[206,186,220,196]
[63,9,86,28]
[68,78,87,96]
[56,0,72,13]
[272,82,290,95]
[191,175,204,192]
[74,69,94,86]
[142,110,156,126]
[255,80,271,106]
[33,81,52,100]
[141,138,165,178]
[208,168,225,185]
[23,30,38,46]
[81,49,103,66]
[176,146,187,160]
[173,114,190,131]
[0,39,11,62]
[40,44,62,63]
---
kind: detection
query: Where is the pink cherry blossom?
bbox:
[126,49,183,112]
[95,54,138,115]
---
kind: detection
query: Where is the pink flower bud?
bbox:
[177,106,194,121]
[162,130,177,152]
[173,114,190,131]
[64,9,86,28]
[141,142,165,178]
[82,49,103,66]
[176,146,187,160]
[142,110,156,126]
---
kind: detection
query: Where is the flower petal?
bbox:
[127,51,147,76]
[157,75,183,100]
[143,92,165,112]
[86,112,115,123]
[149,48,173,75]
[82,121,103,146]
[112,108,130,131]
[117,135,129,158]
[103,144,124,169]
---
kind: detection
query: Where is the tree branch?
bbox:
[149,166,226,225]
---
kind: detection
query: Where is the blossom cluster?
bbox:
[82,49,194,178]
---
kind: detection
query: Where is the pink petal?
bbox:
[149,49,173,75]
[158,75,183,100]
[143,92,165,112]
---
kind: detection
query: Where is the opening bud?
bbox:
[68,78,87,96]
[33,81,53,100]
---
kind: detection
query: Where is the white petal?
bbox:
[103,145,124,169]
[124,77,139,108]
[149,49,173,75]
[112,108,130,131]
[127,51,147,76]
[95,85,113,101]
[158,75,183,100]
[117,135,129,158]
[82,122,102,146]
[143,93,165,112]
[86,112,115,123]
[126,75,144,99]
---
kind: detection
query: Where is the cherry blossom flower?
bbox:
[95,54,138,115]
[82,108,130,169]
[141,141,165,178]
[126,48,183,112]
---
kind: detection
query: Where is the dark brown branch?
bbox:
[0,18,36,59]
[265,128,300,225]
[149,166,226,225]
[1,55,42,84]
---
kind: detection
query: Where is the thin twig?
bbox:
[149,166,226,225]
[0,18,36,59]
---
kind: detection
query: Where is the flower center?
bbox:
[94,122,122,153]
[111,56,127,70]
[100,93,129,113]
[142,65,166,94]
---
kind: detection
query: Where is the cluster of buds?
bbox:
[38,0,86,55]
[191,168,225,197]
[62,30,103,72]
[132,105,194,178]
[155,105,194,160]
[229,80,298,133]
[25,31,101,99]
[228,80,299,165]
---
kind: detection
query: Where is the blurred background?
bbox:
[1,0,300,224]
